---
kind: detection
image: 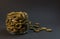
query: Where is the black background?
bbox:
[0,0,60,39]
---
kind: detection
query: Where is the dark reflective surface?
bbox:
[0,0,60,39]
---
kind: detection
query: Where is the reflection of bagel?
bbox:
[6,12,28,34]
